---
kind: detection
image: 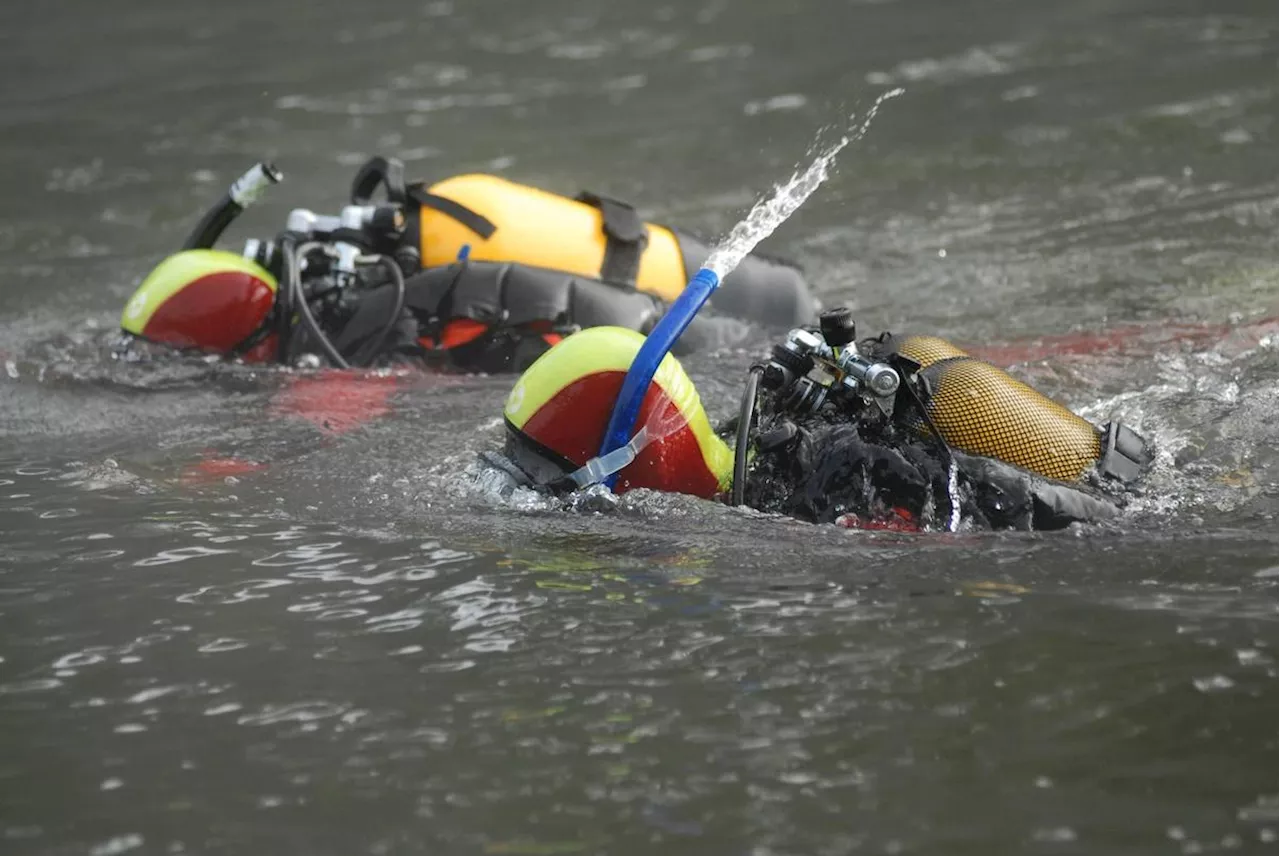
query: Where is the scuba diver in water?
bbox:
[118,158,814,373]
[481,309,1154,532]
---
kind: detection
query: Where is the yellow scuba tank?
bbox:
[413,175,690,300]
[345,156,815,324]
[888,335,1106,483]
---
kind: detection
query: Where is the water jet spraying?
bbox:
[598,88,906,472]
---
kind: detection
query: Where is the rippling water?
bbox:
[1,0,1276,853]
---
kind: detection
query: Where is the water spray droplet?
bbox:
[946,457,961,532]
[703,88,904,281]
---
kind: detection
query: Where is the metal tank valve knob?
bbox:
[819,306,857,348]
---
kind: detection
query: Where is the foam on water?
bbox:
[703,87,904,280]
[946,457,961,532]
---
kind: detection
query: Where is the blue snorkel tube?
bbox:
[592,89,906,489]
[596,267,721,487]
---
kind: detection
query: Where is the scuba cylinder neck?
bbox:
[759,310,902,420]
[741,309,1157,529]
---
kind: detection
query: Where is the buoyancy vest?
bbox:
[282,259,758,372]
[400,260,666,336]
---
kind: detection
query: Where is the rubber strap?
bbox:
[1097,422,1152,483]
[350,156,407,205]
[327,227,374,249]
[565,425,653,489]
[576,191,648,286]
[407,187,498,240]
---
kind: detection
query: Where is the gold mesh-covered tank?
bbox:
[893,334,970,367]
[892,335,1103,483]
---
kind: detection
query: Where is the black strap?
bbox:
[351,156,407,205]
[1097,422,1152,483]
[327,227,374,250]
[478,450,540,490]
[407,186,497,240]
[575,191,648,287]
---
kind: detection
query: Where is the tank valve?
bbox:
[819,306,857,348]
[864,363,899,396]
[840,357,900,416]
[762,329,821,392]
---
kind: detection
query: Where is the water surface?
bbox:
[1,0,1276,853]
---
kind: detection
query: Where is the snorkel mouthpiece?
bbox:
[228,162,283,208]
[182,161,283,252]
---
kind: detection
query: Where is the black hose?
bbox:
[731,365,764,506]
[181,162,282,251]
[291,241,350,369]
[903,377,957,525]
[903,379,954,464]
[350,156,407,205]
[273,234,298,363]
[350,255,406,367]
[181,199,241,251]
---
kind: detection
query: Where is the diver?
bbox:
[118,244,768,373]
[481,310,1155,532]
[117,158,815,373]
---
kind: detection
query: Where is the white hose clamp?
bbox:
[228,162,282,208]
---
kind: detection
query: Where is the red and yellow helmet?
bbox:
[502,326,733,498]
[120,249,278,359]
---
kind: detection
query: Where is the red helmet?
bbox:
[120,249,278,359]
[502,327,733,497]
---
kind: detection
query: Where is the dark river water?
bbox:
[1,0,1277,853]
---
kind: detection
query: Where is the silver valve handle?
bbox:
[841,356,900,397]
[838,353,900,417]
[832,340,898,397]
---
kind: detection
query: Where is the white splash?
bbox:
[946,457,961,532]
[703,87,905,281]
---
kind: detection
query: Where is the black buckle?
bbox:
[1098,422,1153,484]
[350,156,407,205]
[576,191,647,244]
[575,191,649,287]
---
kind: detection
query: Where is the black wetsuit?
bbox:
[738,415,1127,531]
[733,331,1150,531]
